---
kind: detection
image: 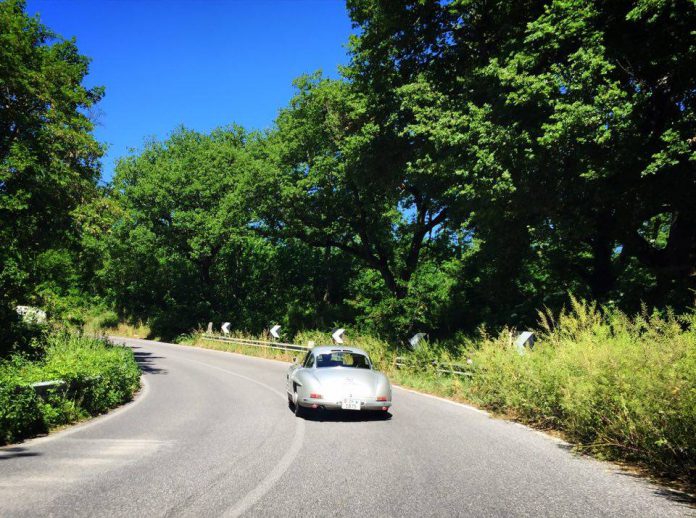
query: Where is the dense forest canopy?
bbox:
[1,0,694,351]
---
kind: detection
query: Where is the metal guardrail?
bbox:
[30,380,67,397]
[202,334,310,353]
[395,357,473,377]
[201,334,473,377]
[28,376,103,398]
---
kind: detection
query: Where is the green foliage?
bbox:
[264,71,454,307]
[345,0,696,325]
[0,0,103,355]
[3,0,695,349]
[466,300,695,482]
[0,362,45,444]
[0,332,141,444]
[101,126,357,339]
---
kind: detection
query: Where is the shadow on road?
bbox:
[651,487,695,507]
[288,403,391,422]
[131,347,167,375]
[554,443,695,508]
[0,447,41,460]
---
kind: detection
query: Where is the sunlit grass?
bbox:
[83,311,152,339]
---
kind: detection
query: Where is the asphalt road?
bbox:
[0,338,691,517]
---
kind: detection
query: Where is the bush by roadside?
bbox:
[0,332,141,445]
[466,300,695,486]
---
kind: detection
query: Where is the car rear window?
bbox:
[316,352,370,369]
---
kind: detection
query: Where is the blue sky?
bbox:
[26,0,354,182]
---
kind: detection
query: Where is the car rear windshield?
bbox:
[316,352,371,369]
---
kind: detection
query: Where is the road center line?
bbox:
[225,415,305,518]
[182,357,306,517]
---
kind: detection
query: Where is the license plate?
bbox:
[341,399,362,410]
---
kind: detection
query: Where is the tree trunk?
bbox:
[589,217,615,301]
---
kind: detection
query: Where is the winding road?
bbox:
[0,338,691,517]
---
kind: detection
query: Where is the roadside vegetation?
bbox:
[192,300,695,487]
[467,301,695,486]
[0,331,141,445]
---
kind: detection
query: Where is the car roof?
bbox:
[310,345,370,357]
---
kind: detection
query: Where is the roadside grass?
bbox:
[83,311,152,340]
[186,300,695,488]
[104,322,152,339]
[0,332,141,445]
[82,310,120,335]
[193,333,298,363]
[465,300,695,487]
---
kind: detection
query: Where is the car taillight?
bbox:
[309,393,322,399]
[377,396,387,402]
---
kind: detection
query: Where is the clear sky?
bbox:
[25,0,354,182]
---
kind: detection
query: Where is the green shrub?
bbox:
[0,378,46,444]
[0,332,141,445]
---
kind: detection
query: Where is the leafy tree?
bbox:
[105,127,354,338]
[0,0,103,352]
[258,72,457,337]
[347,0,696,325]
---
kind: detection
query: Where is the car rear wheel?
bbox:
[293,386,307,418]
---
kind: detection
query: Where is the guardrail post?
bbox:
[30,380,67,398]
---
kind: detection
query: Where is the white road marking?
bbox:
[0,438,170,492]
[225,414,305,518]
[0,475,77,488]
[392,384,489,415]
[181,357,306,517]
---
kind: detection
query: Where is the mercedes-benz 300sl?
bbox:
[287,346,392,417]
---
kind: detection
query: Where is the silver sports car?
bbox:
[287,346,392,417]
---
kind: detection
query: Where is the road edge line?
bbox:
[392,384,490,416]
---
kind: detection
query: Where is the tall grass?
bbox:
[82,311,151,339]
[466,299,695,483]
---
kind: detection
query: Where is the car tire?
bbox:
[293,388,306,418]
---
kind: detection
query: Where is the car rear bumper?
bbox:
[299,399,391,411]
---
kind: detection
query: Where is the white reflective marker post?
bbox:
[514,331,534,354]
[409,333,427,350]
[332,328,345,344]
